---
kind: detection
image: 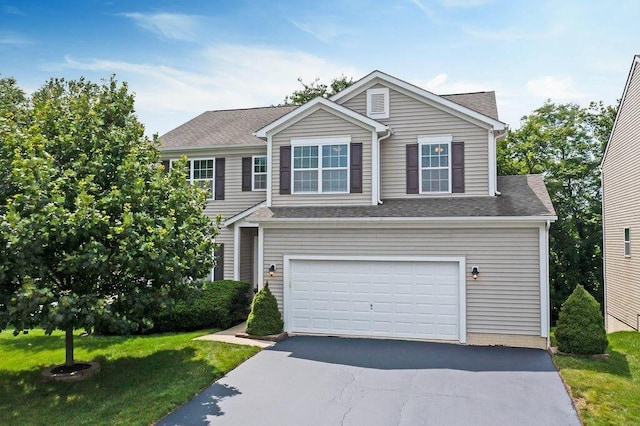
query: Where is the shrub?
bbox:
[555,284,608,355]
[246,284,283,336]
[98,280,253,334]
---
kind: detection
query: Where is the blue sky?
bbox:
[1,0,638,135]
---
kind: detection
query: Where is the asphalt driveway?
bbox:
[159,336,580,426]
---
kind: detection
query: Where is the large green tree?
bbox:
[497,100,617,321]
[0,76,217,367]
[283,75,354,105]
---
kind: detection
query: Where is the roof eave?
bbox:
[252,215,557,224]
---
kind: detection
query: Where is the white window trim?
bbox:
[291,137,351,194]
[366,87,390,119]
[252,155,267,191]
[169,157,215,200]
[624,227,631,257]
[418,135,452,194]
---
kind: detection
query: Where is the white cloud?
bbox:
[463,24,564,41]
[60,45,361,135]
[409,0,438,20]
[415,72,495,94]
[121,12,202,41]
[0,31,31,45]
[288,17,347,43]
[3,6,25,15]
[526,75,589,99]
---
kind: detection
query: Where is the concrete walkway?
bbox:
[194,322,275,348]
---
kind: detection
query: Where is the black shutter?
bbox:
[451,142,465,193]
[280,145,291,195]
[214,243,224,281]
[350,143,363,193]
[215,158,225,200]
[242,157,252,191]
[406,144,419,194]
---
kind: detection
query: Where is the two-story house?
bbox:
[602,55,640,333]
[159,71,556,349]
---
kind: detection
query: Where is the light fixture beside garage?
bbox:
[471,266,480,280]
[269,264,277,276]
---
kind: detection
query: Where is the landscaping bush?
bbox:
[555,284,608,355]
[246,284,283,336]
[153,280,253,333]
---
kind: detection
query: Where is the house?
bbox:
[159,70,556,349]
[602,55,640,332]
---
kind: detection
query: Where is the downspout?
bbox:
[601,167,607,331]
[546,219,551,348]
[377,129,393,204]
[493,129,509,196]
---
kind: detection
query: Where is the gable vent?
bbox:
[366,87,389,119]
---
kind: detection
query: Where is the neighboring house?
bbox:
[159,70,556,349]
[602,55,640,332]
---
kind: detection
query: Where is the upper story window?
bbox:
[366,87,389,119]
[292,138,349,193]
[168,158,215,199]
[625,227,631,257]
[253,156,267,191]
[419,136,452,193]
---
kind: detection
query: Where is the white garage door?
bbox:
[287,258,461,341]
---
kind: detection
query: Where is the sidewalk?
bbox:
[194,322,275,348]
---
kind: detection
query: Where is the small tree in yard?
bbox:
[555,284,608,355]
[246,284,283,336]
[0,76,217,370]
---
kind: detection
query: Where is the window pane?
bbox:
[194,179,213,198]
[193,159,214,179]
[294,146,318,169]
[440,155,449,167]
[293,170,318,192]
[322,144,347,168]
[422,169,449,192]
[254,156,267,173]
[254,174,267,190]
[322,169,347,192]
[625,228,630,241]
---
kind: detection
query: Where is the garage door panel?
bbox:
[289,259,459,341]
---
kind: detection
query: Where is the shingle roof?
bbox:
[159,106,297,149]
[249,175,555,221]
[441,92,499,121]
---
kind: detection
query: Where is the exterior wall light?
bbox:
[471,266,480,280]
[269,264,277,276]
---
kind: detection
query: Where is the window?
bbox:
[252,156,267,191]
[366,88,389,119]
[292,139,349,193]
[169,158,215,199]
[419,136,452,193]
[625,227,631,257]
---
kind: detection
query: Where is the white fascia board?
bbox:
[224,202,266,227]
[233,224,240,281]
[371,132,378,205]
[330,70,506,131]
[539,223,550,338]
[255,215,558,227]
[602,55,640,167]
[254,97,389,138]
[266,134,273,207]
[488,130,496,196]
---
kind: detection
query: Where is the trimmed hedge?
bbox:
[555,284,608,355]
[152,280,253,333]
[246,284,283,336]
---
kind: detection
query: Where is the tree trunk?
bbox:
[65,328,74,367]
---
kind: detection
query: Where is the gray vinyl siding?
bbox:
[341,83,491,197]
[603,60,640,330]
[271,108,374,206]
[239,228,257,284]
[263,227,541,335]
[163,148,267,281]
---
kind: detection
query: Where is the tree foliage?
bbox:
[497,100,617,322]
[283,75,354,105]
[0,76,218,366]
[246,284,283,336]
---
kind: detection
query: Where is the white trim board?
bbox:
[283,254,466,343]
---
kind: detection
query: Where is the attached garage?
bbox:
[283,256,466,342]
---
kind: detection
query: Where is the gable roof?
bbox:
[330,70,506,130]
[254,97,389,138]
[601,54,640,167]
[441,92,499,121]
[248,175,555,222]
[159,106,296,149]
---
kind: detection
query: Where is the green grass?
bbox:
[0,329,259,426]
[553,331,640,425]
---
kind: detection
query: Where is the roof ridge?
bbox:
[205,105,297,113]
[441,91,495,96]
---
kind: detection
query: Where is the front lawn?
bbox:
[0,329,259,425]
[553,331,640,425]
